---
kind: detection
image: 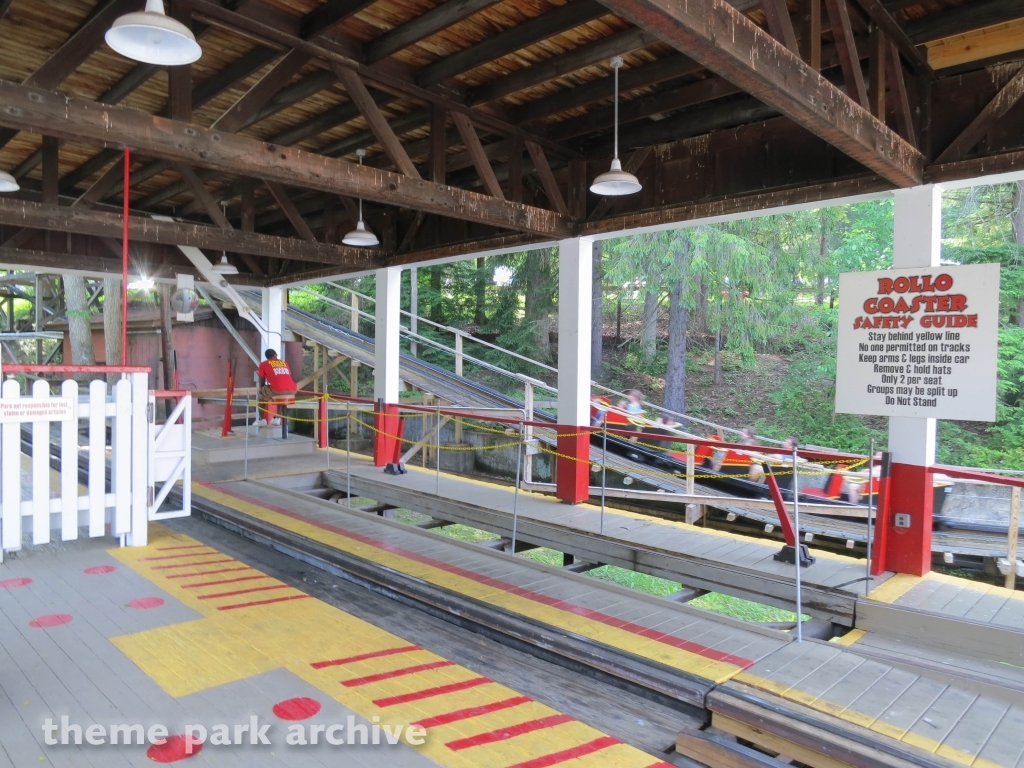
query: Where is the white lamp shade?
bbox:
[211,254,238,275]
[105,0,201,66]
[590,158,641,196]
[0,170,18,192]
[342,220,379,247]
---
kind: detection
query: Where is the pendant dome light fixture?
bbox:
[590,56,641,197]
[105,0,202,66]
[343,149,379,247]
[0,170,18,192]
[211,252,238,275]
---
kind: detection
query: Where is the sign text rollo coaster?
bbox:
[835,263,999,421]
[0,397,75,423]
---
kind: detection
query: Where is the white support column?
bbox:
[261,286,284,356]
[374,267,402,403]
[409,266,418,358]
[556,238,593,503]
[889,184,941,467]
[885,183,942,575]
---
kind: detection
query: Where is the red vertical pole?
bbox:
[221,362,234,437]
[556,426,591,504]
[318,396,328,449]
[121,148,130,366]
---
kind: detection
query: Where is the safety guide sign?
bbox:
[835,263,1000,421]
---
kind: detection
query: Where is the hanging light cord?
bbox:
[613,63,620,162]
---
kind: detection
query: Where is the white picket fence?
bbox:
[0,372,192,559]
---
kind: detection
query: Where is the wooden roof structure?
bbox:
[0,0,1022,285]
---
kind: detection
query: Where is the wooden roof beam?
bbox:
[851,0,929,73]
[762,0,799,54]
[594,0,923,186]
[264,182,319,241]
[212,49,312,133]
[0,81,571,237]
[934,64,1024,164]
[824,0,869,107]
[0,198,376,268]
[365,0,502,64]
[525,142,568,216]
[451,112,504,199]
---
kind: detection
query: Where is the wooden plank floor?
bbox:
[866,571,1024,632]
[193,473,1024,768]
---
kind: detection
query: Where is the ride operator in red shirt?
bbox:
[257,348,297,425]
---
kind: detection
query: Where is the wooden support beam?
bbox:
[168,2,193,122]
[852,0,930,73]
[801,0,822,70]
[824,0,869,107]
[240,181,256,232]
[430,104,447,185]
[365,0,501,63]
[0,81,570,237]
[470,27,658,106]
[868,27,886,120]
[417,0,607,88]
[595,0,922,186]
[212,49,311,133]
[886,40,917,147]
[398,211,426,253]
[0,0,14,22]
[762,0,799,54]
[934,64,1024,164]
[568,159,587,220]
[300,0,377,39]
[509,137,523,204]
[264,182,319,241]
[452,112,505,200]
[0,198,377,268]
[332,66,422,180]
[525,141,569,216]
[175,164,232,229]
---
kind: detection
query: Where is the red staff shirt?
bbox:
[258,358,297,392]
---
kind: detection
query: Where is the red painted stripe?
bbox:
[413,696,532,728]
[373,677,491,707]
[152,558,233,571]
[165,566,252,580]
[155,544,208,552]
[182,575,271,589]
[139,550,215,562]
[644,763,675,768]
[505,735,620,768]
[207,485,755,669]
[311,645,421,670]
[216,594,310,611]
[342,660,455,687]
[446,714,574,750]
[198,584,289,600]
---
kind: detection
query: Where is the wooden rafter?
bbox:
[934,64,1024,164]
[0,81,569,238]
[332,66,421,180]
[525,142,569,217]
[212,50,311,133]
[595,0,923,186]
[852,0,930,73]
[868,27,886,120]
[0,199,375,268]
[886,40,917,147]
[452,112,504,200]
[801,0,822,70]
[365,0,501,64]
[824,0,869,107]
[762,0,799,54]
[264,182,319,242]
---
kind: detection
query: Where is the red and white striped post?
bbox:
[373,267,402,467]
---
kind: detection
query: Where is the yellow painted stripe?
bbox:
[195,483,749,684]
[109,525,661,768]
[830,629,865,646]
[863,573,923,604]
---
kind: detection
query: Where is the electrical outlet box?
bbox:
[894,513,912,529]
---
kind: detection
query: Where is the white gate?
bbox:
[0,370,191,559]
[148,392,192,521]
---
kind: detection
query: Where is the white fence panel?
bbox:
[0,371,182,559]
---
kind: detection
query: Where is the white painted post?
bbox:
[454,332,464,377]
[60,380,79,542]
[261,286,284,356]
[686,443,696,495]
[2,379,22,553]
[88,379,106,538]
[350,293,360,398]
[1007,486,1021,590]
[31,379,50,545]
[523,381,534,484]
[887,184,941,575]
[374,267,402,404]
[113,378,132,538]
[556,238,593,503]
[128,371,148,546]
[410,266,418,358]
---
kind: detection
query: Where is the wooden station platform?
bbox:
[186,445,1024,768]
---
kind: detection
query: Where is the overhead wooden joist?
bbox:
[0,81,572,238]
[0,198,377,268]
[594,0,924,187]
